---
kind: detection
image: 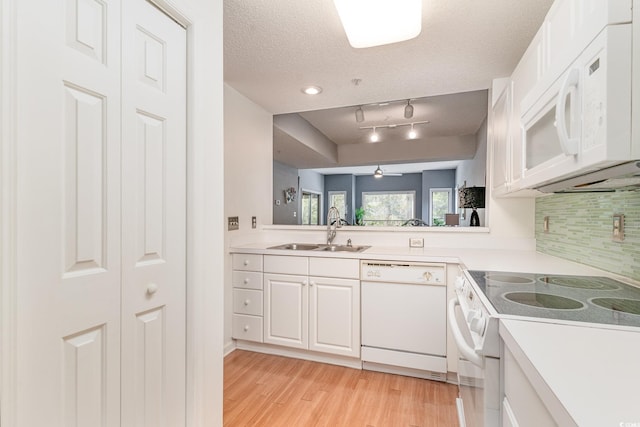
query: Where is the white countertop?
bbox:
[230,243,636,280]
[500,319,640,427]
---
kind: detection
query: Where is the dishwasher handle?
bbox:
[448,297,484,368]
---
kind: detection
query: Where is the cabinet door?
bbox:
[308,277,360,357]
[263,274,308,349]
[491,80,512,195]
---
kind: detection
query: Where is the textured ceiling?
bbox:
[224,0,554,115]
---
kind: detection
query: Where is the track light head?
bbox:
[370,127,379,142]
[374,165,383,178]
[355,106,364,123]
[404,99,414,119]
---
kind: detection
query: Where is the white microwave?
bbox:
[519,24,633,189]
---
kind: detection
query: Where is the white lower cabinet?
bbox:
[308,276,360,357]
[503,346,557,427]
[263,273,309,349]
[261,255,361,358]
[231,254,264,342]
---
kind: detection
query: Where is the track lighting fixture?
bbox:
[374,165,383,178]
[404,99,414,119]
[355,106,364,123]
[360,120,428,141]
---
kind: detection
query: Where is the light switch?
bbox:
[228,216,239,231]
[612,213,624,242]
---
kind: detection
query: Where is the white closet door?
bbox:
[15,0,122,425]
[120,0,187,425]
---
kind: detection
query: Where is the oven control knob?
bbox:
[423,271,433,281]
[466,309,480,323]
[455,276,465,291]
[470,313,486,335]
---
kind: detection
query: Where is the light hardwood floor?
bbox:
[224,350,459,427]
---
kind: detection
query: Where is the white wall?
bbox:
[223,84,273,350]
[456,119,488,226]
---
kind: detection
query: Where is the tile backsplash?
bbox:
[536,190,640,281]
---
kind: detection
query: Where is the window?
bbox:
[429,188,453,226]
[361,191,415,226]
[301,191,320,225]
[328,191,347,222]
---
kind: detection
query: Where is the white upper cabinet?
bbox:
[490,0,635,196]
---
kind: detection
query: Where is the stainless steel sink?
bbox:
[267,243,370,253]
[268,243,320,251]
[316,244,370,253]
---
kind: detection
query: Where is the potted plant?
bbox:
[355,207,365,226]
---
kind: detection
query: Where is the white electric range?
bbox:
[448,269,640,427]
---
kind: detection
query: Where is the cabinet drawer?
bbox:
[232,271,263,290]
[232,253,263,272]
[264,255,308,275]
[233,289,263,316]
[232,314,263,342]
[309,257,359,279]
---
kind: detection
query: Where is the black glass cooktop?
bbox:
[469,270,640,328]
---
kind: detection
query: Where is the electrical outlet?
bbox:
[228,216,239,231]
[252,216,257,229]
[543,216,550,233]
[613,213,624,242]
[409,238,424,248]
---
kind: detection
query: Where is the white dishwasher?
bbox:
[361,260,447,381]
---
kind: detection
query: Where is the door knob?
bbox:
[146,283,159,295]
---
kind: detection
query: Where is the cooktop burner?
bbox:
[468,270,640,328]
[504,292,584,310]
[539,276,620,290]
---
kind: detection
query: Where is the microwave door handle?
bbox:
[555,67,580,155]
[447,298,484,368]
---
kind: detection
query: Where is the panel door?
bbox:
[309,277,360,357]
[120,0,187,425]
[15,0,122,425]
[263,274,308,349]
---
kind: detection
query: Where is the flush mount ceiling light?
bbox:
[355,106,364,123]
[333,0,422,48]
[374,165,384,178]
[404,99,414,119]
[301,85,322,95]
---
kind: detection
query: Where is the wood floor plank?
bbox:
[224,350,459,427]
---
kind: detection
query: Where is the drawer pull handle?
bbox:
[244,260,250,266]
[244,278,250,284]
[244,299,250,306]
[244,325,249,332]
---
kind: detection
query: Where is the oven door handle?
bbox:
[448,297,484,368]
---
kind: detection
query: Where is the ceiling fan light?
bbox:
[374,165,383,178]
[355,106,364,122]
[333,0,422,48]
[404,100,414,118]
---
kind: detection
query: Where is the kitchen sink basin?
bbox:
[316,244,370,253]
[267,243,370,253]
[268,243,320,251]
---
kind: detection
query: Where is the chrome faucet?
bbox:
[326,206,341,245]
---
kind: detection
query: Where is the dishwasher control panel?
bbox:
[361,261,446,285]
